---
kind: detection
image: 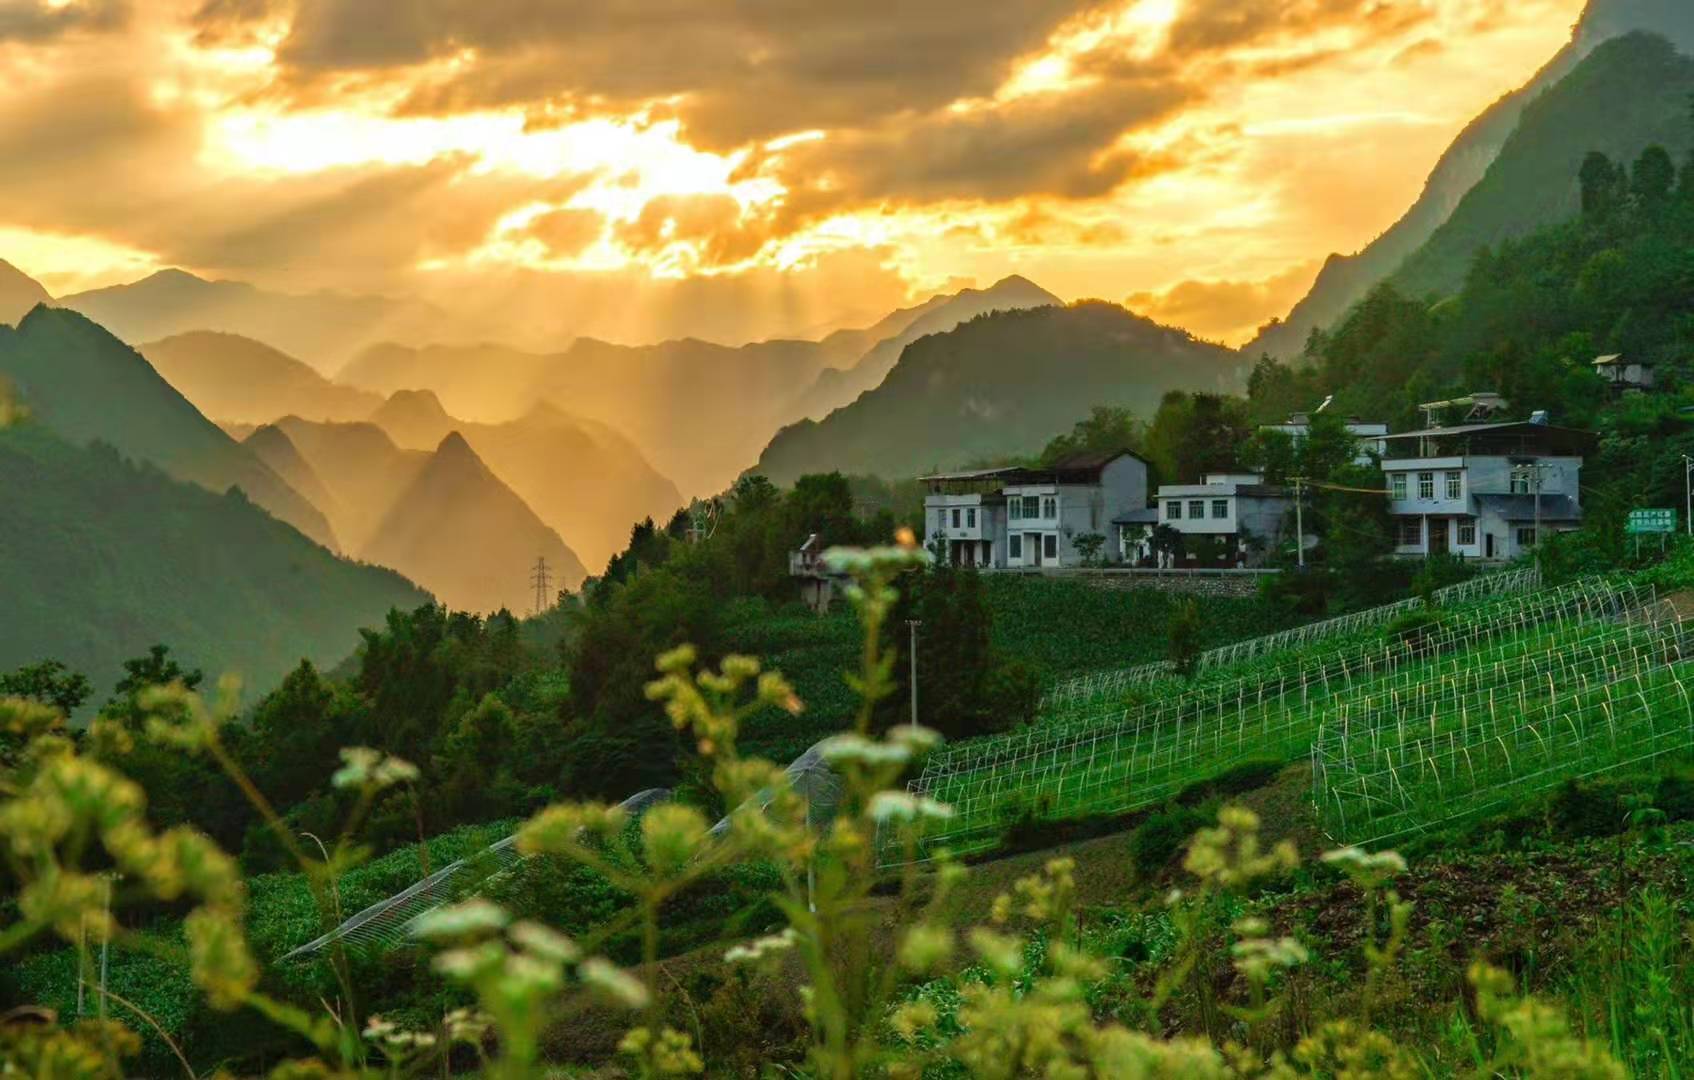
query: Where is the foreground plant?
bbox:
[0,533,1639,1078]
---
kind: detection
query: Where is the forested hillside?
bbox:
[0,421,426,709]
[1392,32,1694,299]
[1245,2,1694,359]
[0,306,336,548]
[751,301,1244,485]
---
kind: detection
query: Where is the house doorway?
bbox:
[1427,518,1448,556]
[1025,532,1041,566]
[1485,533,1495,560]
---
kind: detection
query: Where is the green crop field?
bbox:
[890,575,1677,862]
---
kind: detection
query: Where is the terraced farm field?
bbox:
[892,575,1681,862]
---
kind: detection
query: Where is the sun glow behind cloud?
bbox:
[0,0,1589,344]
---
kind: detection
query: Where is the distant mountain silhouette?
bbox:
[365,388,458,448]
[57,269,450,371]
[243,423,340,522]
[262,419,588,608]
[0,307,336,549]
[0,419,426,708]
[362,433,586,614]
[0,261,51,326]
[141,331,384,423]
[261,418,426,553]
[1243,0,1694,359]
[752,302,1244,485]
[338,276,1064,495]
[784,275,1061,422]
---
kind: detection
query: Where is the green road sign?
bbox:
[1626,508,1677,535]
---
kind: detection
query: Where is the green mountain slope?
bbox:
[141,331,384,423]
[0,420,427,706]
[0,260,50,326]
[783,275,1060,423]
[750,302,1244,485]
[1391,32,1694,299]
[0,307,337,549]
[1244,0,1694,359]
[365,390,682,572]
[362,433,587,614]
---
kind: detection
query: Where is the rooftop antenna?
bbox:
[1314,394,1334,414]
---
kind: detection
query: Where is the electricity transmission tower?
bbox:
[529,556,552,616]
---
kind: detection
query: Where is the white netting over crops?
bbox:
[1313,602,1694,846]
[280,787,672,961]
[887,576,1654,864]
[1039,566,1542,711]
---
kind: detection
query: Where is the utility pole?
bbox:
[1291,476,1306,568]
[906,619,921,727]
[529,556,552,616]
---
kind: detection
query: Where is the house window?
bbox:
[951,508,960,529]
[967,508,976,528]
[1023,495,1040,519]
[1391,473,1407,500]
[1009,534,1022,559]
[1043,534,1058,560]
[1445,471,1462,500]
[1009,499,1021,521]
[1516,526,1538,549]
[1189,500,1206,519]
[1457,521,1477,546]
[1510,470,1531,495]
[1417,472,1434,500]
[1399,518,1422,547]
[1042,496,1057,518]
[1212,500,1229,519]
[1167,501,1183,520]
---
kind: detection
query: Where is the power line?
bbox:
[529,556,552,616]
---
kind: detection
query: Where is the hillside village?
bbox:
[909,392,1608,575]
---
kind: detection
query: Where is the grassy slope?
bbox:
[0,422,428,704]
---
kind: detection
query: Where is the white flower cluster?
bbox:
[868,791,954,825]
[723,928,798,965]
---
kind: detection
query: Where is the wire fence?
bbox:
[1038,566,1542,711]
[886,576,1652,864]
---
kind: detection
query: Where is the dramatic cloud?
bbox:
[0,0,1589,347]
[0,0,127,42]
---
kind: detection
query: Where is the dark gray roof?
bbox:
[1474,493,1582,522]
[1112,507,1161,525]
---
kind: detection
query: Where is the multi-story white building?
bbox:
[1381,420,1593,561]
[1153,473,1293,567]
[922,450,1150,568]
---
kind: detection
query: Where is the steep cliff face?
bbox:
[1242,0,1694,360]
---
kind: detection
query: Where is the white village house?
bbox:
[1151,473,1294,567]
[922,450,1150,568]
[1381,417,1595,561]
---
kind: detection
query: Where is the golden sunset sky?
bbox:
[0,0,1587,347]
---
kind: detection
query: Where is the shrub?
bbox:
[1130,806,1209,873]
